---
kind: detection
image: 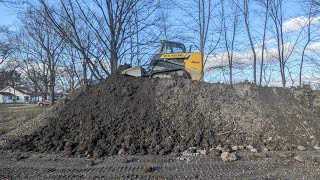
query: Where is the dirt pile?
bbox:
[4,75,320,157]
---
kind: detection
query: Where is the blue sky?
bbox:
[197,0,320,86]
[0,1,302,27]
[1,0,319,87]
[0,4,17,26]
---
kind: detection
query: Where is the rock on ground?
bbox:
[298,146,307,151]
[221,152,237,162]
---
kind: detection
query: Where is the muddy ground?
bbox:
[1,75,320,178]
[3,75,320,157]
[1,149,320,179]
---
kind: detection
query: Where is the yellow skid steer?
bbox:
[121,40,203,80]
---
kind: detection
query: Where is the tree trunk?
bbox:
[299,45,308,86]
[43,80,48,100]
[82,58,87,85]
[110,36,118,74]
[49,69,55,105]
[243,0,257,84]
[281,70,286,87]
[260,0,269,86]
[300,19,311,87]
[229,64,233,85]
[134,6,140,65]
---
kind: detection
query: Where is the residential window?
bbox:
[8,96,12,100]
[24,96,29,101]
[16,96,19,100]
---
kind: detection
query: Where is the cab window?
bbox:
[160,42,186,54]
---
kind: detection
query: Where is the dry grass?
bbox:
[0,104,48,135]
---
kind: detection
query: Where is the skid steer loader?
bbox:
[121,40,203,80]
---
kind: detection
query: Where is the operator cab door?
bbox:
[155,41,187,64]
[149,41,187,74]
[159,41,186,54]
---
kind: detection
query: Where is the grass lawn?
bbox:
[0,103,28,108]
[0,104,48,135]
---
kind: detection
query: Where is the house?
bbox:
[0,86,66,103]
[0,92,15,103]
[0,86,41,103]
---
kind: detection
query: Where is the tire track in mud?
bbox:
[1,150,320,179]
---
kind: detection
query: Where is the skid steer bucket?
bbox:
[121,66,145,77]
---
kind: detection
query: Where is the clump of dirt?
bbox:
[3,75,320,157]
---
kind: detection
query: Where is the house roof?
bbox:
[0,86,33,96]
[0,86,67,97]
[0,92,14,96]
[16,86,33,95]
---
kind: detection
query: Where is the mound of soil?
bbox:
[4,75,320,157]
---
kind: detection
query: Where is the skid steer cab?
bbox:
[121,40,203,80]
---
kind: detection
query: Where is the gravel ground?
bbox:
[1,149,320,179]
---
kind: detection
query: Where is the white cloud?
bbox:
[283,16,320,33]
[255,38,277,47]
[204,43,296,71]
[307,42,320,51]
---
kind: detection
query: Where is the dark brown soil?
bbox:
[4,75,320,158]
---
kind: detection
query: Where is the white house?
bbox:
[0,86,66,103]
[0,92,15,103]
[0,86,41,103]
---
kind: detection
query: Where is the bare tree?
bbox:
[80,0,158,72]
[243,0,258,84]
[299,2,319,86]
[105,0,137,73]
[257,0,269,85]
[9,26,50,100]
[233,0,258,83]
[221,0,240,85]
[18,7,64,105]
[198,0,212,80]
[56,60,82,93]
[269,0,301,87]
[36,0,104,84]
[120,0,160,66]
[0,26,12,65]
[173,0,222,80]
[36,0,159,79]
[312,0,320,6]
[269,0,284,87]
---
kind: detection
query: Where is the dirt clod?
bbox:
[231,146,238,151]
[221,152,237,162]
[209,148,221,157]
[143,166,158,173]
[86,160,95,167]
[253,153,268,159]
[250,148,258,153]
[196,149,207,155]
[246,145,254,150]
[14,153,29,161]
[262,147,269,153]
[294,156,305,163]
[298,146,307,151]
[314,146,320,150]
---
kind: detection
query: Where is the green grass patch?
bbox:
[0,103,29,108]
[0,105,48,134]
